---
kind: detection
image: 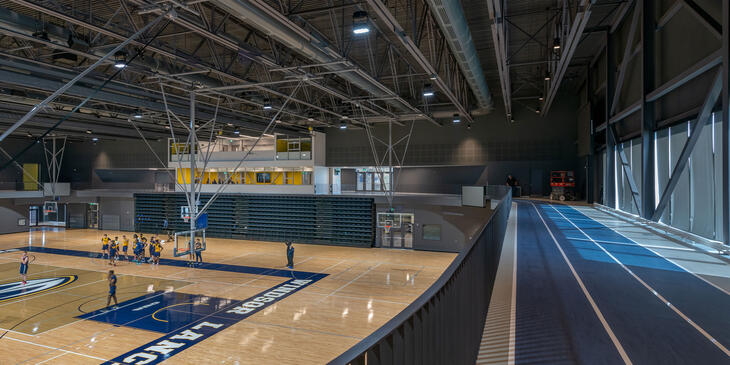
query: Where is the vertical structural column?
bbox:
[189,91,197,254]
[587,65,595,204]
[641,0,656,218]
[722,0,729,245]
[605,31,616,208]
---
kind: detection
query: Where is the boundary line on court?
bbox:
[3,336,107,362]
[530,202,632,364]
[546,204,730,357]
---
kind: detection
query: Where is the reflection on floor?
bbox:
[0,229,454,364]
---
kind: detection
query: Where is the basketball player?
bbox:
[109,238,117,266]
[20,251,29,284]
[194,238,203,264]
[122,235,130,261]
[285,241,294,269]
[140,237,148,263]
[153,241,162,265]
[106,270,118,309]
[101,234,109,259]
[148,236,156,263]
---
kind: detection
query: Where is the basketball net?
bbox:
[384,224,391,234]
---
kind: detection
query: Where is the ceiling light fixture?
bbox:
[544,71,551,81]
[113,51,127,69]
[263,99,272,110]
[553,37,561,50]
[422,83,435,97]
[352,11,370,34]
[452,114,461,124]
[339,121,348,130]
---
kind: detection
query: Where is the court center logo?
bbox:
[0,275,77,303]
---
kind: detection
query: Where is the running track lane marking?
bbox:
[529,202,632,364]
[546,204,730,357]
[576,207,730,296]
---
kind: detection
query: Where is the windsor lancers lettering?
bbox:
[104,277,325,365]
[0,275,77,303]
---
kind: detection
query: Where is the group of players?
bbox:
[101,233,164,266]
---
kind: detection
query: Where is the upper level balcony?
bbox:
[167,132,325,168]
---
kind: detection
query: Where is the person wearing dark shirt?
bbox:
[506,175,518,187]
[106,270,118,309]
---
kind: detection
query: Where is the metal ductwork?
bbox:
[424,0,492,111]
[212,0,415,113]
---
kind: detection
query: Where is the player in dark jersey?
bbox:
[194,238,203,264]
[106,270,117,309]
[20,251,29,284]
[148,236,156,263]
[285,241,294,269]
[109,238,117,266]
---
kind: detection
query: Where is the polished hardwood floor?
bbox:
[0,228,454,364]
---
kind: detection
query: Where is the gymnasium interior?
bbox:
[0,0,728,364]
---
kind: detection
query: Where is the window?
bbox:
[422,224,441,241]
[256,172,271,184]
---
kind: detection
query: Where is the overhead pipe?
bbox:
[424,0,492,111]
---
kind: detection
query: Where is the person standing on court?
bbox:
[195,238,203,264]
[285,241,294,269]
[20,251,29,285]
[106,270,118,309]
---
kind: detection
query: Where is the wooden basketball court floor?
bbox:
[0,229,455,364]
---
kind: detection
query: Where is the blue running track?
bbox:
[514,200,730,364]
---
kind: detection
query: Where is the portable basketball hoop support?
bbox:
[173,228,206,257]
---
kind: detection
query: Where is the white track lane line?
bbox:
[547,204,730,357]
[575,206,730,296]
[530,202,631,364]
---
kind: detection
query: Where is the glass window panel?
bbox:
[689,117,714,238]
[669,123,690,231]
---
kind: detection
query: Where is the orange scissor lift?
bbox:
[549,171,576,201]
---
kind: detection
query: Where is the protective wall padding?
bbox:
[134,194,375,247]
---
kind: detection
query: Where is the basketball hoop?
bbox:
[43,201,58,214]
[182,215,190,223]
[384,224,392,234]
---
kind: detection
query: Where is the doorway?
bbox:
[29,206,39,227]
[87,203,99,229]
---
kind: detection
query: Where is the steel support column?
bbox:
[605,31,616,208]
[587,65,595,204]
[722,0,729,245]
[640,0,656,219]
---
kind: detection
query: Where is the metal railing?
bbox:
[329,185,512,365]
